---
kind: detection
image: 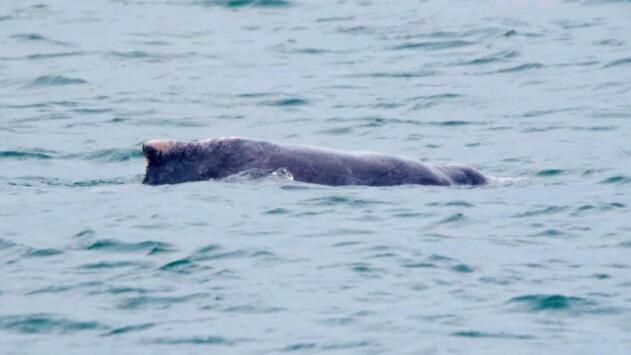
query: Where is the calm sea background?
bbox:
[1,0,630,354]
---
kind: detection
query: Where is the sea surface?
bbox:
[1,0,630,354]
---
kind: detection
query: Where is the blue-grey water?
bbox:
[1,0,630,354]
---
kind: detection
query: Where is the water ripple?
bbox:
[79,260,151,270]
[11,33,46,41]
[260,97,309,107]
[26,52,84,60]
[604,57,631,68]
[536,169,564,177]
[195,0,290,8]
[303,195,393,207]
[452,330,534,339]
[118,293,208,310]
[599,175,631,184]
[394,40,474,51]
[0,238,16,249]
[0,150,53,160]
[513,205,568,218]
[150,335,235,345]
[9,176,134,187]
[0,314,108,334]
[508,294,601,313]
[103,323,155,336]
[86,239,175,255]
[31,75,87,86]
[495,63,544,73]
[23,248,64,257]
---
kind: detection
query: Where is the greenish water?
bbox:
[1,0,630,354]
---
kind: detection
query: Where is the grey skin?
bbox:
[142,137,487,186]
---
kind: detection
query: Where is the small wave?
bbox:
[86,239,175,255]
[31,75,86,86]
[508,294,594,312]
[80,260,150,270]
[102,323,155,336]
[27,52,84,60]
[513,205,568,218]
[452,330,534,339]
[0,150,53,160]
[10,33,68,46]
[264,207,289,215]
[150,335,234,345]
[260,97,308,107]
[348,70,435,78]
[427,200,474,207]
[27,282,102,295]
[23,248,64,257]
[408,94,463,111]
[160,245,273,273]
[192,245,249,261]
[316,126,352,135]
[105,287,150,295]
[0,238,16,249]
[108,50,154,59]
[461,50,519,65]
[595,39,624,47]
[195,0,290,8]
[283,342,317,351]
[107,50,194,62]
[521,107,581,118]
[71,178,135,187]
[320,340,375,351]
[223,305,286,313]
[159,258,201,274]
[599,175,631,184]
[350,262,383,275]
[303,195,392,207]
[72,108,113,115]
[0,314,108,334]
[530,228,565,237]
[11,33,46,41]
[593,273,610,279]
[270,44,331,54]
[118,293,207,310]
[430,120,472,126]
[402,262,436,269]
[49,100,79,107]
[68,148,144,162]
[496,63,544,73]
[536,169,564,177]
[293,47,329,54]
[394,40,473,51]
[430,254,454,262]
[450,264,474,273]
[316,16,353,23]
[604,58,631,69]
[9,176,134,188]
[485,176,527,185]
[437,213,467,224]
[336,25,372,34]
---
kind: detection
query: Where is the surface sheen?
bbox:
[1,0,630,354]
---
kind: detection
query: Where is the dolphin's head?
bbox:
[142,140,225,185]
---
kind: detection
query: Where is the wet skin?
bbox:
[142,137,487,187]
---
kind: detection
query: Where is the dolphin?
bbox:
[142,137,487,186]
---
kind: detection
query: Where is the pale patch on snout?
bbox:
[143,139,178,154]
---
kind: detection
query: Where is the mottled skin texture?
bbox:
[142,137,487,186]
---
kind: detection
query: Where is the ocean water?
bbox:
[1,0,630,353]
